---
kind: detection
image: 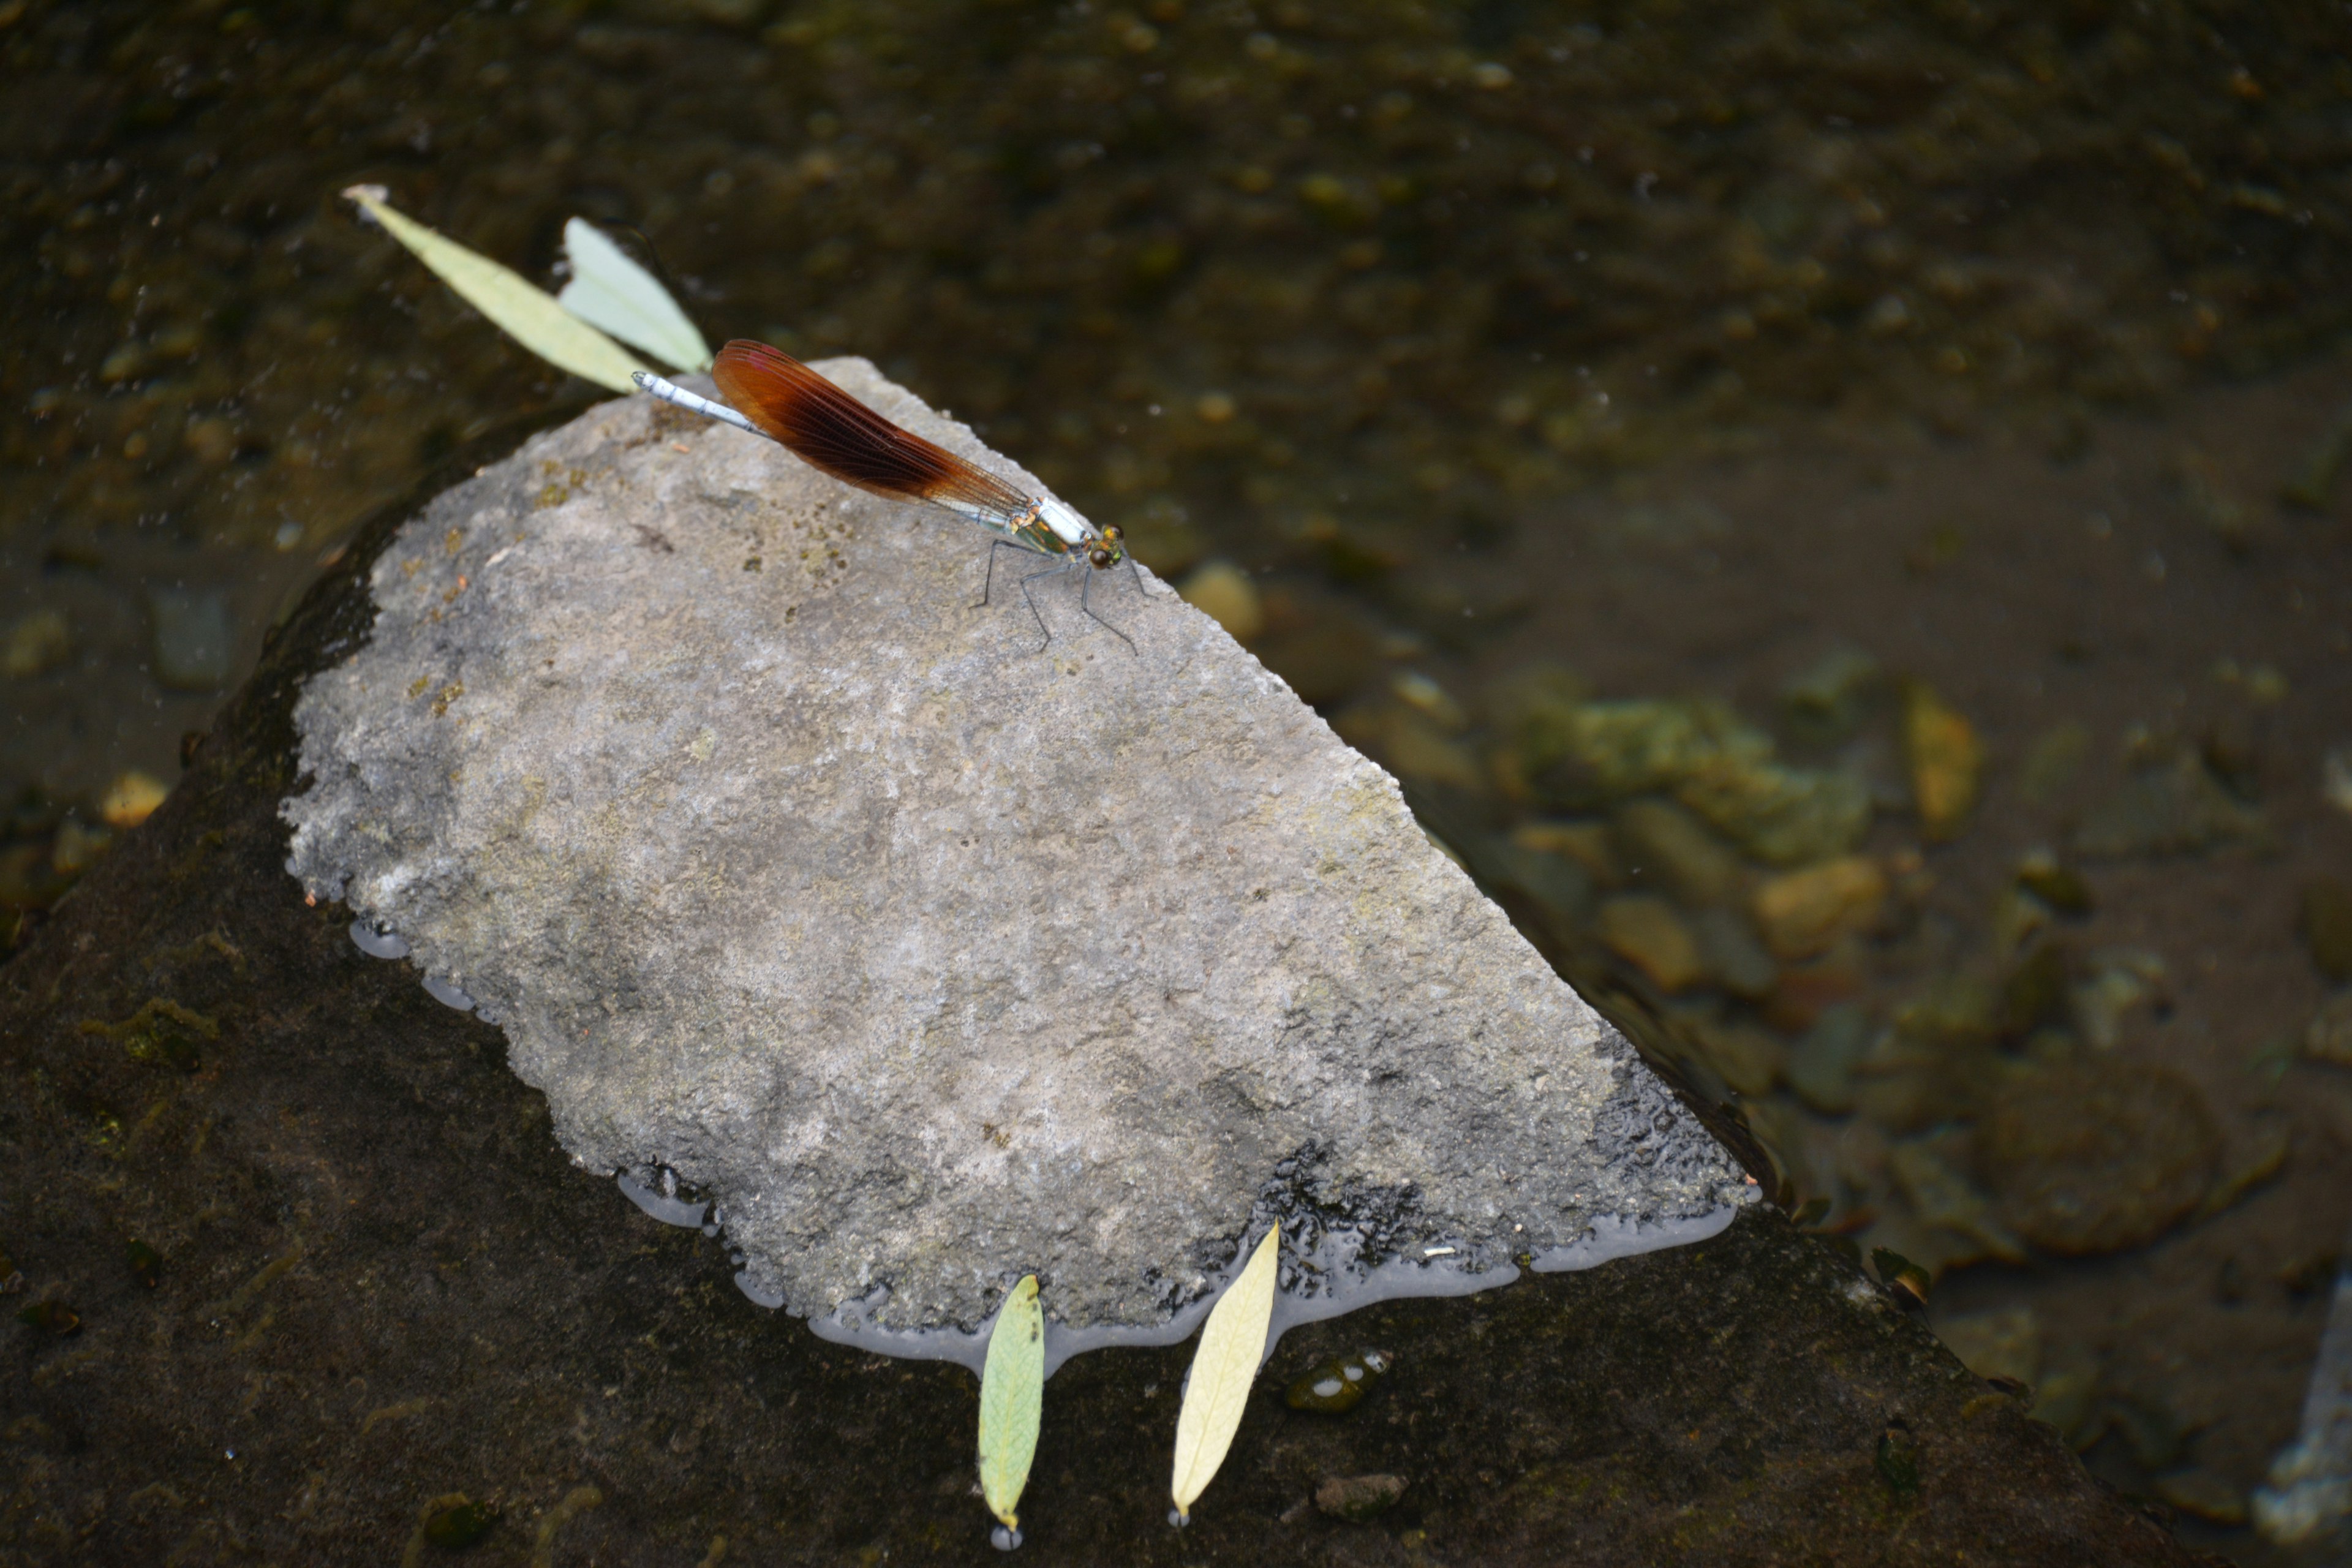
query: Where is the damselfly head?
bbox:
[1088,523,1126,570]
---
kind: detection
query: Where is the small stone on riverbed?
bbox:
[1315,1473,1406,1521]
[1975,1062,2219,1255]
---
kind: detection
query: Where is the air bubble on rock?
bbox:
[349,921,409,959]
[734,1270,786,1310]
[616,1171,707,1229]
[1528,1208,1739,1273]
[421,973,475,1010]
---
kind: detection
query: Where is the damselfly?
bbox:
[635,341,1142,650]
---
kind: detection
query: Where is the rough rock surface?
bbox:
[278,364,1747,1332]
[0,424,2214,1566]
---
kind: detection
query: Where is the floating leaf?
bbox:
[556,218,713,373]
[341,186,646,394]
[978,1274,1044,1532]
[1170,1222,1280,1523]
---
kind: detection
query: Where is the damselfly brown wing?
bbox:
[711,340,1035,527]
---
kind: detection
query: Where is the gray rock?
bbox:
[281,361,1748,1336]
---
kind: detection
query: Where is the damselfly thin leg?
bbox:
[978,538,1036,610]
[1080,560,1139,655]
[1016,560,1068,653]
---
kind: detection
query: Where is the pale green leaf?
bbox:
[978,1275,1044,1529]
[1170,1222,1280,1521]
[556,218,714,373]
[341,185,646,394]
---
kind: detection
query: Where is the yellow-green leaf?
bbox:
[341,185,646,394]
[556,218,713,373]
[978,1275,1044,1530]
[1170,1222,1280,1521]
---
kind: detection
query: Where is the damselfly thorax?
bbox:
[635,342,1142,650]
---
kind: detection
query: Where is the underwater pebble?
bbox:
[51,820,112,875]
[1992,884,2052,956]
[2105,1393,2191,1471]
[1176,560,1264,643]
[1788,1003,1874,1114]
[2014,852,2094,914]
[1363,709,1484,792]
[2000,941,2072,1037]
[1510,818,1621,886]
[1779,646,1882,747]
[2155,1468,2248,1526]
[1463,835,1595,931]
[1678,755,1871,869]
[147,585,235,690]
[2032,1361,2102,1448]
[1284,1346,1392,1414]
[2300,880,2352,984]
[2,609,70,678]
[1688,1018,1786,1098]
[2074,750,2264,859]
[1891,1140,2025,1264]
[1935,1305,2041,1387]
[2304,993,2352,1066]
[2066,948,2167,1050]
[1689,905,1777,999]
[1314,1472,1406,1521]
[1597,894,1706,993]
[1253,611,1379,707]
[1902,683,1982,842]
[1390,670,1468,732]
[2324,747,2352,815]
[15,1300,79,1336]
[1751,856,1887,961]
[1761,955,1867,1035]
[2019,722,2090,805]
[1614,796,1746,907]
[1517,696,1869,864]
[99,771,168,829]
[421,1494,497,1549]
[1976,1062,2219,1254]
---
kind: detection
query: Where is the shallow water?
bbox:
[5,2,2351,1558]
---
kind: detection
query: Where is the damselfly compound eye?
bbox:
[1090,548,1112,568]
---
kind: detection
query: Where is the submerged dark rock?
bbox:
[0,445,2214,1565]
[1975,1061,2221,1256]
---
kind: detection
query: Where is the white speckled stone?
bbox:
[282,360,1748,1332]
